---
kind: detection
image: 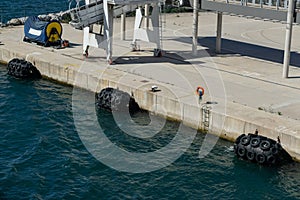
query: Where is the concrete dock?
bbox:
[1,12,300,160]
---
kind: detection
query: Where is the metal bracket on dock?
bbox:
[69,0,164,63]
[132,3,162,52]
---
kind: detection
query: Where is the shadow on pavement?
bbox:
[114,52,202,65]
[196,37,300,68]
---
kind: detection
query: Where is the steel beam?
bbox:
[201,0,293,22]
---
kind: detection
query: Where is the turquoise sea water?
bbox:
[1,63,300,199]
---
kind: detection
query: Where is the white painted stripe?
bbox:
[28,28,42,36]
[272,100,300,109]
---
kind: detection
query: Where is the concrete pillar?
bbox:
[192,0,199,56]
[145,4,150,29]
[285,0,288,8]
[268,0,272,6]
[121,13,126,40]
[283,0,295,78]
[216,12,223,54]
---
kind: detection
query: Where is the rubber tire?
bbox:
[250,137,261,148]
[246,150,255,161]
[235,134,245,144]
[237,146,246,157]
[234,144,238,154]
[275,143,282,150]
[271,147,278,155]
[260,140,271,150]
[241,135,250,145]
[267,155,276,165]
[256,153,266,164]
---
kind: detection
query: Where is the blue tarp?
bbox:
[24,16,48,44]
[24,16,62,45]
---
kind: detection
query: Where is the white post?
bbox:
[152,4,161,50]
[268,0,272,6]
[104,1,114,63]
[83,27,90,55]
[192,0,199,56]
[83,0,91,56]
[121,13,126,40]
[145,4,150,29]
[283,0,294,78]
[216,12,222,54]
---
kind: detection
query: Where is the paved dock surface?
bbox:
[1,12,300,159]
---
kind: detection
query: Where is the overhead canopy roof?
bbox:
[108,0,163,5]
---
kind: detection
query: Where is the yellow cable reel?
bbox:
[45,21,62,43]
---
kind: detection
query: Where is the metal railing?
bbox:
[202,0,300,23]
[209,0,300,10]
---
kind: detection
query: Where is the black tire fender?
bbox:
[7,58,41,79]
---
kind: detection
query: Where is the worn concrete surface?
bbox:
[0,12,300,160]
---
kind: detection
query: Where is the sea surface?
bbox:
[1,62,300,199]
[0,0,74,24]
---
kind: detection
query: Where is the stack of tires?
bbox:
[234,133,292,165]
[7,58,41,79]
[95,87,140,113]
